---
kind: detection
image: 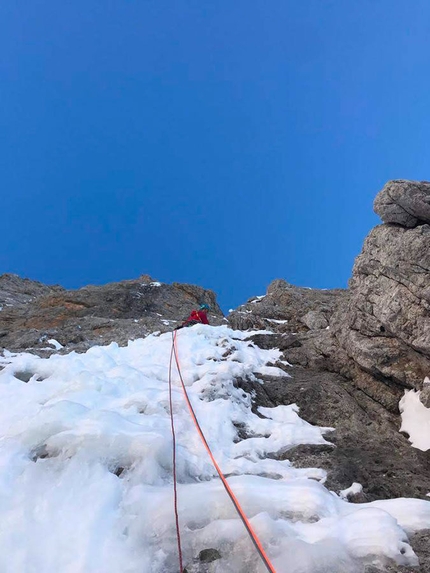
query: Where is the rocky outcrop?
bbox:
[237,181,430,414]
[334,228,429,382]
[249,366,430,502]
[0,275,224,354]
[327,181,430,411]
[374,179,430,227]
[228,279,346,333]
[236,364,430,572]
[0,273,63,309]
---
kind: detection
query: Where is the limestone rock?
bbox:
[330,221,430,410]
[420,378,430,408]
[0,275,224,354]
[228,180,430,416]
[0,273,63,309]
[246,333,301,351]
[228,279,345,334]
[374,179,430,227]
[252,367,430,502]
[301,310,329,330]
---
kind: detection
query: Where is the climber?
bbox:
[175,304,210,329]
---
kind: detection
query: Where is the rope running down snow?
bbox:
[168,337,184,572]
[170,330,277,573]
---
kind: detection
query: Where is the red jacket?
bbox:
[185,309,209,325]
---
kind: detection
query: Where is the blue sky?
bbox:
[1,1,429,311]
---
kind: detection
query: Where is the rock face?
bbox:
[240,181,430,414]
[332,223,430,401]
[328,180,430,411]
[234,363,430,573]
[0,274,224,354]
[245,367,430,502]
[228,279,346,333]
[0,273,63,308]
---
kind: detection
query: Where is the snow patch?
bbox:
[251,295,265,304]
[339,483,363,500]
[47,339,64,350]
[399,389,430,451]
[140,281,162,287]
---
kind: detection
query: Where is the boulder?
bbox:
[374,179,430,227]
[301,310,329,330]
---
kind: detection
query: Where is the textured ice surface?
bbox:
[0,325,429,572]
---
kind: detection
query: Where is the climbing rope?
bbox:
[169,330,277,573]
[168,337,183,572]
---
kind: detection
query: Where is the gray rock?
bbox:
[228,279,345,334]
[421,379,430,408]
[301,310,329,330]
[331,222,430,410]
[182,548,221,573]
[198,549,221,563]
[374,180,430,227]
[0,273,63,309]
[252,367,430,502]
[246,333,301,351]
[228,182,430,416]
[0,275,224,354]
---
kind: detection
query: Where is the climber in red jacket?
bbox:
[176,304,210,329]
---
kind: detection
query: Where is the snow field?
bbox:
[0,325,429,572]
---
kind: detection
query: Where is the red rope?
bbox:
[171,330,277,573]
[168,337,183,572]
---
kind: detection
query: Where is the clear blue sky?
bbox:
[1,1,429,311]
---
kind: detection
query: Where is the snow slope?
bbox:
[0,325,429,573]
